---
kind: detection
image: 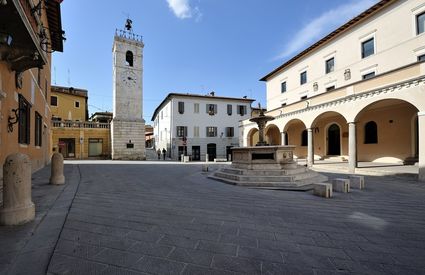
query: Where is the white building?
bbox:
[152,92,255,161]
[241,0,425,180]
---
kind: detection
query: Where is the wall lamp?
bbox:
[8,108,23,133]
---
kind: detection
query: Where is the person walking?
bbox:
[157,149,161,160]
[162,148,166,160]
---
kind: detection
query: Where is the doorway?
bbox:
[58,138,76,158]
[192,146,200,161]
[327,124,340,155]
[207,143,216,161]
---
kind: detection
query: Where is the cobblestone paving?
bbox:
[46,164,425,274]
[2,163,425,274]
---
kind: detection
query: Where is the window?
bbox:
[227,104,232,115]
[325,58,334,74]
[300,95,307,100]
[206,104,217,115]
[417,11,425,35]
[51,96,57,106]
[418,54,425,62]
[176,126,187,137]
[206,126,217,137]
[226,127,234,137]
[362,72,375,80]
[237,105,247,116]
[18,95,31,144]
[194,103,199,113]
[361,38,374,58]
[194,126,199,137]
[301,130,307,146]
[126,50,133,67]
[300,71,307,85]
[326,86,335,92]
[75,101,80,108]
[35,112,42,147]
[178,101,184,114]
[281,81,287,93]
[364,121,378,144]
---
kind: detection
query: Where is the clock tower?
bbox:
[111,20,145,160]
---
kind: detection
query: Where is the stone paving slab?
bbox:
[1,162,425,274]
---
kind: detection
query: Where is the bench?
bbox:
[349,175,365,189]
[332,178,350,193]
[312,183,333,198]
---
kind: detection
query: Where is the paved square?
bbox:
[2,162,425,274]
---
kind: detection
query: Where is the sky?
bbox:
[52,0,378,122]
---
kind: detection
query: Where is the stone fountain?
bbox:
[209,105,327,190]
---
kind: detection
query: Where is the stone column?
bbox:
[307,128,314,167]
[418,112,425,182]
[50,153,65,185]
[348,122,357,173]
[0,153,35,225]
[281,132,287,146]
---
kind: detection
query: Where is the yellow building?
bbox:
[0,0,64,180]
[241,0,425,180]
[50,86,110,159]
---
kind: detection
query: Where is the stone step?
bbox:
[213,172,294,182]
[208,174,313,190]
[221,167,308,176]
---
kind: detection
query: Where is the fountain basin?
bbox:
[232,145,297,170]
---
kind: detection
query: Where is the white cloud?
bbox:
[274,0,378,60]
[166,0,202,20]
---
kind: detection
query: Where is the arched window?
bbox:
[126,51,133,67]
[364,121,378,144]
[301,129,307,146]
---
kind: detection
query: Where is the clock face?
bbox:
[121,70,137,88]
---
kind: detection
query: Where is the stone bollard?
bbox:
[349,175,365,189]
[50,153,65,185]
[205,154,209,163]
[0,153,35,225]
[313,183,333,198]
[202,164,209,172]
[332,178,350,193]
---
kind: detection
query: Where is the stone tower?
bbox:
[111,20,145,160]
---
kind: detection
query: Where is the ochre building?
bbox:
[0,0,64,181]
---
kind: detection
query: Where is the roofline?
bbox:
[51,85,88,98]
[151,92,256,121]
[260,0,396,82]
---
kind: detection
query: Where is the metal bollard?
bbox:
[0,153,35,225]
[50,153,65,185]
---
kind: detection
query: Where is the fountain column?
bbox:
[307,128,314,167]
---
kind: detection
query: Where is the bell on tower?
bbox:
[111,19,145,160]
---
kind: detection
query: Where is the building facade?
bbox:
[152,93,254,161]
[0,0,64,180]
[241,0,425,180]
[50,86,110,159]
[111,25,145,160]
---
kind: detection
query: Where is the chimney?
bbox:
[210,91,215,96]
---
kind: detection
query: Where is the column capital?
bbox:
[348,121,357,124]
[418,111,425,117]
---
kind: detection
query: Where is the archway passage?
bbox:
[248,128,259,146]
[284,119,307,159]
[327,123,341,155]
[265,124,281,145]
[355,99,419,164]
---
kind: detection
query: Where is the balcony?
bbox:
[0,0,64,72]
[52,121,110,129]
